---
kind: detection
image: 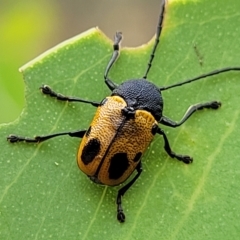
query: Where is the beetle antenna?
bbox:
[159,67,240,91]
[143,0,166,79]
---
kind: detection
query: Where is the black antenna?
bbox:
[159,67,240,91]
[143,0,166,79]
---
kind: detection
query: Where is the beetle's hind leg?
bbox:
[40,85,100,107]
[116,162,142,223]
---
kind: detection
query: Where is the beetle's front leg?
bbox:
[160,101,221,128]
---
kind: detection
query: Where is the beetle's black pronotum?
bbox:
[7,0,240,222]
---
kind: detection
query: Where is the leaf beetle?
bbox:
[7,0,240,222]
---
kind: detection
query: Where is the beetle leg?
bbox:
[104,32,122,90]
[157,128,193,164]
[7,130,86,143]
[160,100,221,128]
[116,162,142,223]
[40,85,100,107]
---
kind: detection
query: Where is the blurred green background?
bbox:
[0,0,161,124]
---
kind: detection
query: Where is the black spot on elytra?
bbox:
[85,126,91,137]
[133,152,142,162]
[108,153,129,180]
[81,138,100,165]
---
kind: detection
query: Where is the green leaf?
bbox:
[0,0,60,124]
[1,0,240,239]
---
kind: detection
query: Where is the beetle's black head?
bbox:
[112,79,163,121]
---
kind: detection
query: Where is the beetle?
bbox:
[7,0,240,222]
